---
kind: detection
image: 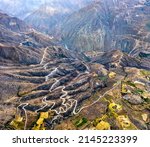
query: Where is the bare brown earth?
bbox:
[0,46,149,130]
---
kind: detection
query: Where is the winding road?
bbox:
[17,47,124,129]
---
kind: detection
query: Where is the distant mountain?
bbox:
[60,0,150,56]
[0,0,93,19]
[24,0,93,37]
[0,0,45,19]
[1,0,150,57]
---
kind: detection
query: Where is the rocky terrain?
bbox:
[2,0,150,56]
[0,44,149,130]
[0,45,108,129]
[0,12,55,65]
[60,0,150,56]
[0,1,149,130]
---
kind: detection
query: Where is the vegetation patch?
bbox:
[74,117,88,128]
[10,115,24,130]
[133,89,144,95]
[96,121,110,130]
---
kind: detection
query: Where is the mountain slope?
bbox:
[60,0,150,56]
[1,46,149,130]
[0,12,54,65]
[24,0,93,37]
[91,50,150,70]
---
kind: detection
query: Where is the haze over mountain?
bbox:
[0,0,45,19]
[24,0,93,37]
[0,0,150,130]
[0,0,93,19]
[0,0,93,37]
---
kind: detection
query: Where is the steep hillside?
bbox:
[60,0,150,56]
[0,46,149,130]
[24,0,93,37]
[0,12,54,65]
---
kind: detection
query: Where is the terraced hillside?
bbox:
[0,46,108,129]
[0,45,149,130]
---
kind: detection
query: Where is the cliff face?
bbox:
[60,0,150,56]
